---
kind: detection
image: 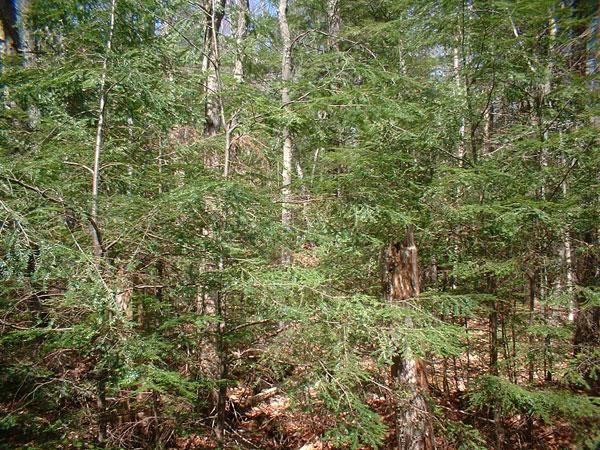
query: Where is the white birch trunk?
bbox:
[279,0,293,265]
[90,0,117,259]
[233,0,249,83]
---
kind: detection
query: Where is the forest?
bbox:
[0,0,599,448]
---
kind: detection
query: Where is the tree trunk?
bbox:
[327,0,340,51]
[90,1,117,442]
[202,0,225,138]
[0,0,20,56]
[382,227,433,450]
[489,300,499,376]
[527,273,536,384]
[279,0,293,265]
[563,220,575,323]
[90,0,116,260]
[226,0,249,177]
[198,1,229,440]
[233,0,249,83]
[453,46,466,165]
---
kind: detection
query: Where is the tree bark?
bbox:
[90,0,117,260]
[279,0,293,265]
[382,227,433,450]
[327,0,340,51]
[453,46,466,165]
[202,0,226,137]
[200,2,232,438]
[527,273,536,384]
[0,0,20,56]
[233,0,249,83]
[225,0,249,177]
[91,1,117,443]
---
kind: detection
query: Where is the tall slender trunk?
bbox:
[491,291,503,450]
[233,0,248,83]
[279,0,293,265]
[0,1,19,56]
[464,317,471,386]
[327,0,340,51]
[526,274,542,447]
[527,273,536,384]
[510,298,518,383]
[91,1,117,443]
[483,102,493,156]
[0,2,19,109]
[225,0,249,178]
[202,0,225,138]
[561,191,575,322]
[382,227,433,450]
[17,0,34,60]
[487,280,500,387]
[572,5,600,395]
[91,0,116,260]
[481,83,505,448]
[214,288,227,440]
[489,302,499,376]
[198,1,230,440]
[15,0,39,126]
[573,230,600,395]
[453,46,466,165]
[537,11,556,384]
[450,41,466,291]
[91,0,117,437]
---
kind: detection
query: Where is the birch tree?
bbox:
[279,0,293,265]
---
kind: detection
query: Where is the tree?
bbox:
[279,0,293,265]
[382,228,433,450]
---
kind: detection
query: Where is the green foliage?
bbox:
[467,375,600,424]
[1,0,598,448]
[562,348,600,391]
[441,419,487,450]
